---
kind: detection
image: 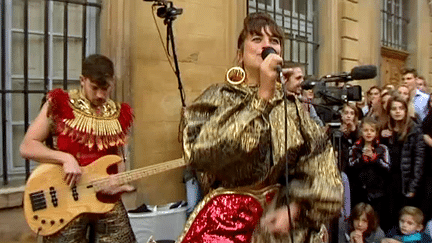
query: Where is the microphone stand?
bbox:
[165,16,186,107]
[154,1,186,107]
[150,1,203,215]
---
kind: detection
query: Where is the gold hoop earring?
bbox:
[226,67,246,85]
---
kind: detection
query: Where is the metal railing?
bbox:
[0,0,101,185]
[247,0,319,76]
[381,0,409,50]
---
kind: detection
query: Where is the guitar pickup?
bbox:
[29,190,47,212]
[71,186,79,201]
[49,187,58,207]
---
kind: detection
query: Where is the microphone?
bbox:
[301,79,319,90]
[322,65,377,82]
[350,65,377,80]
[261,47,282,74]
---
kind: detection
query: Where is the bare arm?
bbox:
[20,102,81,186]
[424,134,432,147]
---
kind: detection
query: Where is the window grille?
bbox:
[381,0,408,50]
[248,0,319,76]
[0,0,101,185]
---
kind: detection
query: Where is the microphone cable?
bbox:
[150,3,186,107]
[281,76,295,243]
[262,47,296,242]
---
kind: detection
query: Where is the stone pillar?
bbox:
[340,0,359,73]
[318,0,340,76]
[101,0,247,206]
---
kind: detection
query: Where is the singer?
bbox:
[179,13,343,243]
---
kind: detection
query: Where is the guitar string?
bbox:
[33,160,186,194]
[91,160,185,187]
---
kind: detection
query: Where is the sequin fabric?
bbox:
[177,186,279,243]
[181,193,262,242]
[42,202,136,243]
[181,83,343,242]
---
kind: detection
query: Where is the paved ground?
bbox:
[0,206,38,243]
[0,192,138,243]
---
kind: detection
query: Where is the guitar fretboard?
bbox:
[108,158,186,186]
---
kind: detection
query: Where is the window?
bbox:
[0,0,101,185]
[381,0,408,50]
[248,0,318,76]
[258,0,272,4]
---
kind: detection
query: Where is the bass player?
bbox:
[20,54,136,243]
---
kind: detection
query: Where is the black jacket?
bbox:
[382,123,425,195]
[348,138,390,201]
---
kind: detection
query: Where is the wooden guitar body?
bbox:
[23,155,121,236]
[24,154,186,236]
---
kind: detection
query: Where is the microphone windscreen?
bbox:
[261,47,277,60]
[301,80,317,90]
[350,65,377,80]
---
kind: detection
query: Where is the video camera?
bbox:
[301,65,377,123]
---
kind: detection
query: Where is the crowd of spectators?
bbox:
[301,67,432,242]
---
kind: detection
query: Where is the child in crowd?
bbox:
[337,103,360,172]
[348,117,390,226]
[383,206,432,243]
[339,202,385,243]
[380,95,425,231]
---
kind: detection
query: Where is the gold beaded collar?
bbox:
[63,89,124,150]
[68,89,119,118]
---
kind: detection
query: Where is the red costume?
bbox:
[47,88,133,166]
[41,88,136,243]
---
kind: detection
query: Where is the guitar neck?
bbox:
[115,158,186,184]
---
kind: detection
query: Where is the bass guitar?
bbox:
[23,154,186,236]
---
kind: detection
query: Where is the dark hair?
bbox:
[418,75,428,87]
[367,86,381,95]
[237,12,284,56]
[350,203,379,237]
[401,68,418,78]
[386,94,412,141]
[82,54,114,87]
